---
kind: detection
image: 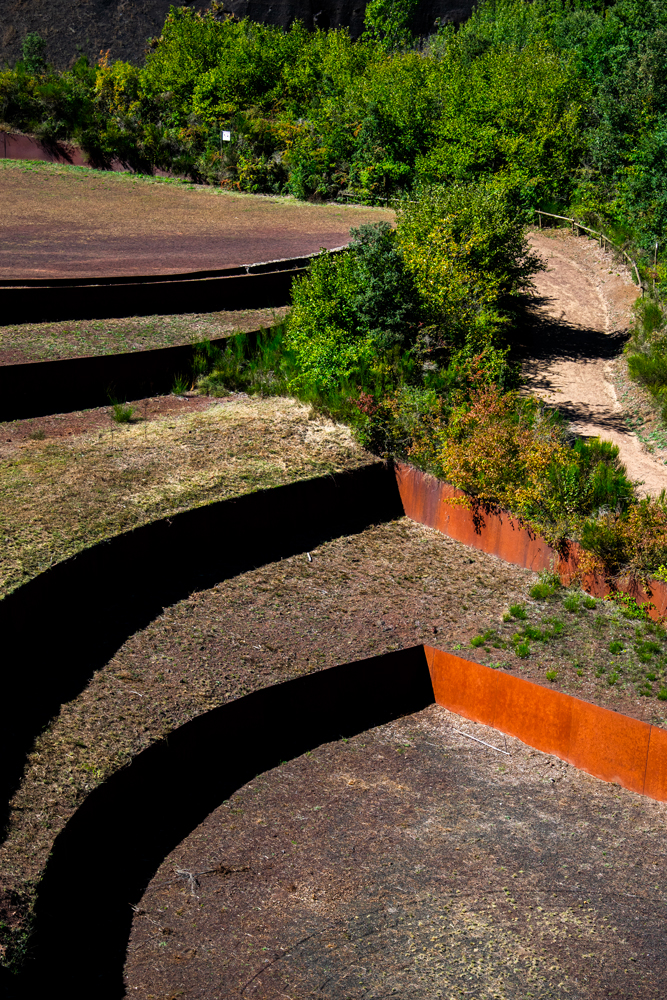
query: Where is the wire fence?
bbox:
[535,210,644,293]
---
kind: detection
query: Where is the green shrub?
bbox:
[530,582,556,600]
[111,402,135,423]
[563,593,580,613]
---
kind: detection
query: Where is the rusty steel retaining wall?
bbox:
[18,643,667,996]
[1,130,92,168]
[395,460,667,618]
[24,646,433,998]
[0,463,404,835]
[0,262,306,324]
[425,645,667,802]
[0,334,229,421]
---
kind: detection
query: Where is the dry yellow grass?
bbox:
[0,395,369,597]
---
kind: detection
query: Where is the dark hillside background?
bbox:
[0,1,475,69]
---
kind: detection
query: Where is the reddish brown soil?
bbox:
[126,705,667,999]
[0,164,393,279]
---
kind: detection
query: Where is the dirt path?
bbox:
[524,229,667,495]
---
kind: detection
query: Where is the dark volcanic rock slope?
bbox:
[0,0,476,70]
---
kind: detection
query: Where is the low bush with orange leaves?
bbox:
[388,383,635,547]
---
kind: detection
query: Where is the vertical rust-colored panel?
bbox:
[492,672,574,756]
[395,462,557,573]
[643,726,667,802]
[425,646,499,728]
[567,698,651,795]
[425,644,665,801]
[396,462,667,621]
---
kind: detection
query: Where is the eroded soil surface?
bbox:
[0,160,393,279]
[523,228,667,495]
[125,705,667,999]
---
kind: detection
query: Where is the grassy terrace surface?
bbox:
[0,308,290,364]
[0,395,367,598]
[453,582,667,718]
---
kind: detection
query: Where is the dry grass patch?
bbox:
[0,395,367,597]
[0,307,290,364]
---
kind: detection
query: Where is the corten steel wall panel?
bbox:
[492,669,574,755]
[567,699,651,795]
[424,645,667,801]
[1,131,88,166]
[396,461,667,620]
[0,267,304,324]
[24,646,435,998]
[425,645,499,725]
[643,726,667,801]
[395,462,557,573]
[0,335,231,421]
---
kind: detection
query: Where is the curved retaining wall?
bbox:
[0,334,230,422]
[0,260,306,325]
[395,461,667,618]
[425,646,667,802]
[18,640,667,996]
[22,646,433,998]
[3,458,667,994]
[0,462,403,834]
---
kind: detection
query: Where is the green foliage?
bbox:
[111,402,135,423]
[364,0,420,51]
[626,295,667,418]
[563,593,580,613]
[530,582,556,599]
[21,33,47,75]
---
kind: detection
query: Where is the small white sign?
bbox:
[221,130,231,142]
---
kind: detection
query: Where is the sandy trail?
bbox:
[523,229,666,495]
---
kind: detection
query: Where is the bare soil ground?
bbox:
[0,306,289,364]
[4,514,667,977]
[126,705,667,999]
[523,228,667,495]
[0,160,393,280]
[0,394,366,597]
[0,518,537,970]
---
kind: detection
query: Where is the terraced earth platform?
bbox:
[0,160,393,280]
